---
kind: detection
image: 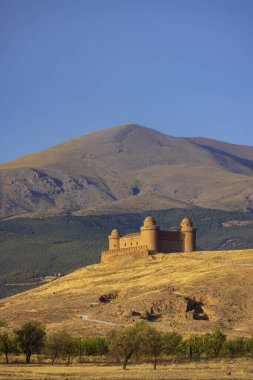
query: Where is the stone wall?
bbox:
[101,245,149,263]
[159,230,184,252]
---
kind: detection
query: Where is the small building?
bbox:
[101,216,196,262]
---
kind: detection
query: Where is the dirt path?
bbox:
[80,315,120,326]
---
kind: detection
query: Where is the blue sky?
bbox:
[1,0,253,163]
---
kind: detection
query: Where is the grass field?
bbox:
[1,248,253,337]
[0,360,252,380]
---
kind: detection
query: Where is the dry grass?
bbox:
[1,249,253,337]
[0,360,252,380]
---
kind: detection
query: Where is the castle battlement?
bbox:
[101,216,196,262]
[101,245,149,263]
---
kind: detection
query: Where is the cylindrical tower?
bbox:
[108,229,120,250]
[180,217,196,252]
[140,216,159,252]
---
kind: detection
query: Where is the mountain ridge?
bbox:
[2,124,253,218]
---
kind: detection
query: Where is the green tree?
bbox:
[142,325,163,370]
[57,331,77,366]
[223,337,247,358]
[246,335,253,356]
[76,336,109,362]
[0,332,18,364]
[162,331,182,359]
[109,321,146,370]
[89,337,108,357]
[183,335,206,359]
[246,334,253,356]
[203,329,226,358]
[15,321,46,364]
[45,331,68,365]
[76,337,86,362]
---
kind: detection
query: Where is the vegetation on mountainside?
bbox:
[1,206,253,298]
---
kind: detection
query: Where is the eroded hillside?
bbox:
[2,124,253,217]
[1,249,253,337]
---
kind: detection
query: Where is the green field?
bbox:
[1,206,253,298]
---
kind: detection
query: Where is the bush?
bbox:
[222,337,247,357]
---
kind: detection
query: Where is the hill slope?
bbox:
[1,249,253,337]
[2,207,253,298]
[2,124,253,218]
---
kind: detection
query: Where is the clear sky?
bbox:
[1,0,253,163]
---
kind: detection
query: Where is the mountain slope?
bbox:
[1,249,253,337]
[2,124,253,218]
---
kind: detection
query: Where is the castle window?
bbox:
[114,244,116,247]
[136,242,138,245]
[130,243,132,246]
[125,243,126,247]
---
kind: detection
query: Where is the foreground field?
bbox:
[0,360,253,380]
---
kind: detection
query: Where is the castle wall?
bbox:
[119,233,142,249]
[101,245,149,263]
[159,230,184,253]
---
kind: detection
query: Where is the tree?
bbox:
[15,321,46,364]
[57,331,77,366]
[223,337,247,358]
[84,337,108,357]
[109,321,146,369]
[45,331,66,365]
[142,325,163,370]
[0,332,18,364]
[246,335,253,356]
[76,337,86,362]
[203,329,226,358]
[162,331,182,359]
[45,331,78,365]
[183,335,206,359]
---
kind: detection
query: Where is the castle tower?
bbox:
[140,216,159,252]
[108,229,120,250]
[180,217,196,252]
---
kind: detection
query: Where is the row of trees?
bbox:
[1,321,253,369]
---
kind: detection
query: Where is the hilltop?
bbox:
[2,124,253,218]
[1,249,253,337]
[2,208,253,298]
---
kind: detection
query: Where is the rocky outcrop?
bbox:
[2,124,253,218]
[0,168,116,218]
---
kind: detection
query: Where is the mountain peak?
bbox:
[1,124,253,218]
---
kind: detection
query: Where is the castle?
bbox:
[101,216,196,262]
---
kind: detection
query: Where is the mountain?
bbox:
[1,249,253,337]
[2,124,253,218]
